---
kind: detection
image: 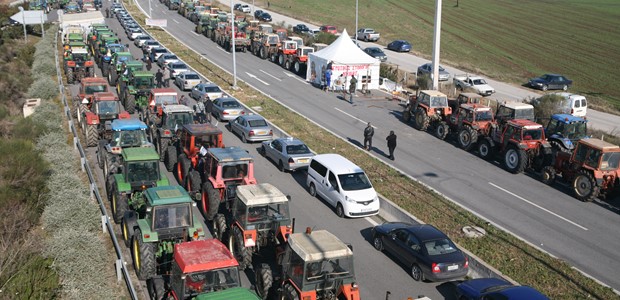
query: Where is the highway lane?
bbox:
[129,0,620,291]
[84,8,453,299]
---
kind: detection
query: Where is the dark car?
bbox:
[254,9,263,18]
[456,278,549,300]
[387,40,412,52]
[233,3,242,10]
[293,24,310,34]
[528,73,572,91]
[371,222,468,282]
[417,63,450,81]
[258,12,272,22]
[363,47,387,62]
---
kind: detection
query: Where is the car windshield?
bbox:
[286,144,311,155]
[84,84,108,94]
[472,78,487,85]
[475,110,493,121]
[135,77,153,89]
[126,160,159,182]
[424,238,458,256]
[523,129,543,140]
[248,119,268,127]
[185,74,200,80]
[600,152,620,171]
[222,163,248,179]
[113,130,148,147]
[96,101,120,114]
[205,86,221,93]
[221,101,239,108]
[246,203,289,224]
[368,48,380,54]
[165,112,193,128]
[152,204,191,230]
[155,95,177,105]
[305,256,354,282]
[338,172,372,191]
[184,267,240,297]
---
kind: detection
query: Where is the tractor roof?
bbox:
[183,123,222,136]
[81,77,108,84]
[111,118,148,131]
[458,92,483,100]
[289,230,353,262]
[236,183,288,206]
[174,239,238,273]
[460,103,491,111]
[509,119,543,129]
[115,51,133,57]
[124,60,144,67]
[209,147,253,163]
[163,104,194,114]
[500,102,534,110]
[579,138,620,151]
[144,185,193,206]
[551,114,587,123]
[121,147,160,162]
[93,92,118,101]
[193,287,260,300]
[133,71,154,77]
[151,88,178,96]
[419,90,447,97]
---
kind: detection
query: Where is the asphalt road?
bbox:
[128,0,620,292]
[72,6,456,300]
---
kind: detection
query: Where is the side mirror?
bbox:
[390,233,396,240]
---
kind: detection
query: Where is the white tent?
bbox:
[306,29,380,91]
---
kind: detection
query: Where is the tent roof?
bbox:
[310,29,378,65]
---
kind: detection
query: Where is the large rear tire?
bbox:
[164,146,177,172]
[212,213,227,242]
[434,122,449,140]
[573,170,599,202]
[458,126,478,151]
[132,229,156,280]
[66,68,75,84]
[503,145,527,174]
[281,283,299,300]
[228,226,252,270]
[108,71,118,85]
[255,263,273,300]
[477,139,494,160]
[414,107,429,131]
[541,166,556,186]
[111,191,128,224]
[186,170,202,197]
[176,154,190,184]
[86,125,98,147]
[125,94,136,114]
[201,182,220,220]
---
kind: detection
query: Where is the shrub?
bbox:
[27,77,58,100]
[31,59,57,80]
[531,94,564,120]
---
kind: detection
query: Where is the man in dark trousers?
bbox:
[105,7,110,18]
[386,131,397,160]
[204,95,213,123]
[155,69,163,88]
[363,122,374,151]
[348,76,357,103]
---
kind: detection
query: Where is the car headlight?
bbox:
[345,196,355,203]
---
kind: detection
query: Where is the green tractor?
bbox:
[121,185,207,280]
[119,70,155,114]
[95,35,122,69]
[109,59,143,86]
[106,147,169,224]
[63,42,95,84]
[108,51,135,86]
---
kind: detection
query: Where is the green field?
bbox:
[261,0,620,109]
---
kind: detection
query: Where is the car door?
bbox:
[324,171,340,207]
[266,139,280,162]
[231,117,242,135]
[383,229,408,261]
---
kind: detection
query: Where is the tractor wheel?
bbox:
[146,278,166,300]
[97,140,106,169]
[156,137,169,161]
[176,154,190,183]
[71,100,79,118]
[260,47,267,59]
[414,108,429,131]
[255,263,273,300]
[541,166,556,186]
[125,94,136,114]
[186,170,202,198]
[278,54,284,66]
[76,104,88,124]
[458,126,478,151]
[108,71,118,85]
[402,109,411,123]
[85,125,98,147]
[132,229,157,280]
[201,182,220,221]
[88,67,95,77]
[572,170,599,202]
[294,61,301,74]
[164,146,177,172]
[503,145,527,174]
[67,68,75,84]
[228,226,252,270]
[212,213,227,242]
[434,122,449,140]
[104,153,119,176]
[121,211,137,248]
[281,283,299,300]
[477,139,494,160]
[284,60,291,70]
[111,191,128,224]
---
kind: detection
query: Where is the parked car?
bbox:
[149,47,169,62]
[240,4,251,13]
[142,40,161,53]
[156,53,179,68]
[165,62,189,79]
[552,92,588,117]
[233,3,242,10]
[254,9,263,18]
[258,12,272,22]
[363,47,387,62]
[190,82,223,101]
[128,28,143,40]
[387,40,412,52]
[211,97,244,121]
[124,23,140,35]
[260,138,314,172]
[134,34,152,47]
[293,24,310,34]
[227,114,273,143]
[456,278,549,300]
[305,28,321,38]
[320,25,338,35]
[174,72,202,91]
[371,222,468,281]
[417,63,450,81]
[528,74,572,91]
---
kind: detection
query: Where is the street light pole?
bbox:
[354,0,358,45]
[18,7,27,43]
[230,0,237,89]
[148,0,152,18]
[431,0,442,90]
[252,0,255,20]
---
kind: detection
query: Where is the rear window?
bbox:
[248,119,267,127]
[221,101,239,108]
[424,239,457,256]
[185,74,200,80]
[205,86,222,93]
[286,144,311,155]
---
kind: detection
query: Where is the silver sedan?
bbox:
[227,114,273,143]
[212,97,245,121]
[260,138,314,172]
[190,82,223,101]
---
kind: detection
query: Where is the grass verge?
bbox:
[124,1,618,298]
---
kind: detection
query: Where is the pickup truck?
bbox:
[356,28,380,42]
[453,74,495,96]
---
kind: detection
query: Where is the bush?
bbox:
[27,77,58,100]
[531,94,564,120]
[31,59,57,80]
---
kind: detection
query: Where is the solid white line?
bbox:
[365,217,379,226]
[191,31,199,36]
[259,69,282,81]
[173,19,179,24]
[489,182,588,231]
[245,72,270,85]
[334,108,378,128]
[216,46,229,54]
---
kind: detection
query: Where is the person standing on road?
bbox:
[179,95,189,106]
[363,122,374,151]
[204,95,213,123]
[386,130,397,160]
[348,76,357,103]
[194,98,206,123]
[155,69,163,88]
[145,56,152,71]
[105,7,110,18]
[163,67,171,87]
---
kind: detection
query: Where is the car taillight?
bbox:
[249,130,255,136]
[241,111,245,115]
[268,130,273,135]
[223,111,229,115]
[464,257,469,268]
[432,263,440,273]
[143,234,150,239]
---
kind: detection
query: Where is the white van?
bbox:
[554,92,587,117]
[306,154,380,218]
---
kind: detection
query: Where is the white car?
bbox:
[175,72,202,91]
[157,53,179,68]
[142,40,161,53]
[165,62,189,79]
[240,4,251,13]
[134,35,152,47]
[128,28,143,40]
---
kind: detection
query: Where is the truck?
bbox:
[59,10,105,38]
[453,74,496,96]
[356,28,380,42]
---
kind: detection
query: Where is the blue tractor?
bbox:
[544,114,588,153]
[96,118,154,177]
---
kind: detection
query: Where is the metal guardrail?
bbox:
[53,28,139,300]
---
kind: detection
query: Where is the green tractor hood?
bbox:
[194,287,260,300]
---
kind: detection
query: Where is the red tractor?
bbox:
[446,103,497,149]
[402,90,453,138]
[72,77,110,122]
[291,46,314,75]
[274,39,298,68]
[81,92,130,147]
[479,119,553,174]
[143,88,179,122]
[541,138,620,202]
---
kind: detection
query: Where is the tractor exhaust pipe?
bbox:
[291,218,295,234]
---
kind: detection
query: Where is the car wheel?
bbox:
[308,183,316,197]
[241,134,247,143]
[336,203,345,218]
[373,236,383,251]
[411,264,424,281]
[278,160,286,172]
[562,85,568,91]
[542,85,548,91]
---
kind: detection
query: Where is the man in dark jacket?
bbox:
[348,76,357,103]
[155,69,163,88]
[204,95,213,123]
[363,122,374,151]
[386,131,397,160]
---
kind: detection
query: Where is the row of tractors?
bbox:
[64,20,361,300]
[402,91,620,202]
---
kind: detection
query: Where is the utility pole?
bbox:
[230,0,237,89]
[431,0,442,90]
[19,7,27,42]
[148,0,152,18]
[354,0,358,46]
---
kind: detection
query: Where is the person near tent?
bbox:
[325,68,332,92]
[348,76,357,104]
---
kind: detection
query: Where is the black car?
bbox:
[258,12,272,22]
[528,74,572,91]
[293,24,310,34]
[254,9,263,18]
[363,47,387,62]
[387,40,412,52]
[233,3,242,10]
[371,222,468,282]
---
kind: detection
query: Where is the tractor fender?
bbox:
[339,282,361,300]
[124,210,139,233]
[118,111,131,119]
[482,136,495,148]
[84,111,100,125]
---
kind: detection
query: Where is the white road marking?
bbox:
[245,72,270,85]
[489,182,588,231]
[365,217,379,226]
[284,71,309,84]
[191,31,199,36]
[173,19,179,24]
[216,46,229,54]
[334,108,378,128]
[259,70,282,81]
